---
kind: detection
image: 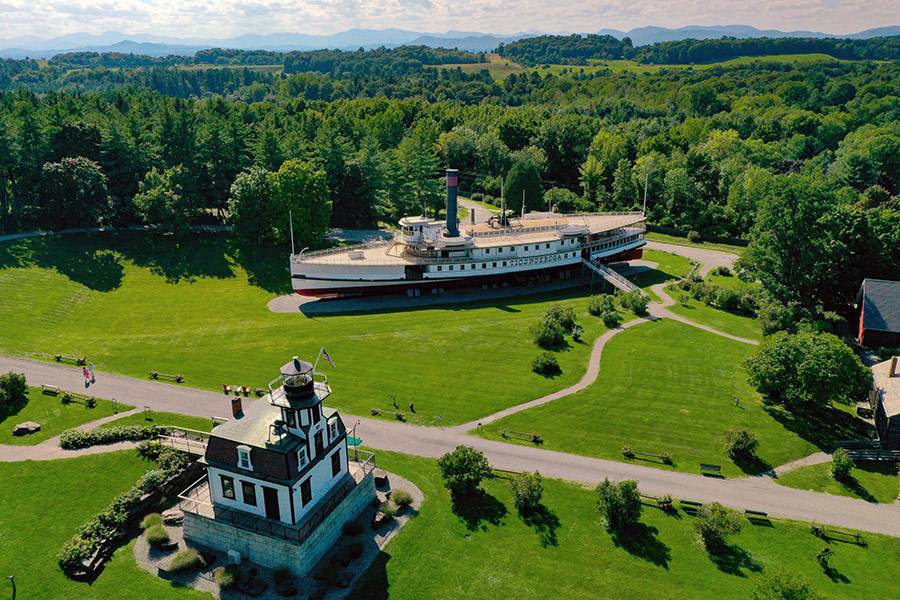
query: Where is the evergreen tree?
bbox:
[503,159,543,213]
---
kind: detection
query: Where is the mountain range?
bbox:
[1,25,897,59]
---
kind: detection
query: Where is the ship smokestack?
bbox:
[445,168,459,238]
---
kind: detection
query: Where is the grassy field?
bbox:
[777,462,899,504]
[646,231,747,255]
[628,249,694,301]
[101,409,217,433]
[0,386,129,445]
[0,232,618,426]
[477,319,863,477]
[533,54,839,77]
[666,290,764,341]
[352,451,898,599]
[0,451,211,600]
[437,54,524,80]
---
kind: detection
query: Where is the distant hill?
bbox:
[606,25,900,46]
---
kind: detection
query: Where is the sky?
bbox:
[0,0,897,40]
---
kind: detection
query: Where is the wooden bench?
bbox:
[41,384,60,395]
[680,500,703,513]
[745,509,769,522]
[632,450,673,465]
[812,525,865,546]
[500,430,543,444]
[700,463,723,476]
[149,371,184,383]
[54,354,86,366]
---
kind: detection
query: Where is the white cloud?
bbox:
[0,0,896,40]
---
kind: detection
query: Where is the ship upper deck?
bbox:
[293,212,644,267]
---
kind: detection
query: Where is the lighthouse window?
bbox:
[329,420,338,441]
[241,481,257,506]
[297,446,308,469]
[237,446,252,471]
[300,478,312,506]
[331,451,342,477]
[285,409,296,429]
[220,475,235,500]
[314,431,324,455]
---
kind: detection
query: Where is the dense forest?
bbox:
[0,39,897,331]
[499,34,900,65]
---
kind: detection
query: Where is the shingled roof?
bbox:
[859,279,900,333]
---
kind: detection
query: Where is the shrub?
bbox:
[618,291,649,316]
[168,549,201,572]
[545,304,578,332]
[621,445,634,458]
[0,371,27,408]
[510,471,543,513]
[687,230,702,243]
[370,408,381,416]
[571,324,583,342]
[138,469,165,493]
[85,397,97,408]
[437,445,492,496]
[601,310,622,328]
[342,520,363,536]
[532,318,565,349]
[588,294,616,316]
[59,425,160,449]
[392,489,413,507]
[710,266,732,276]
[694,502,742,552]
[657,494,674,510]
[724,430,759,460]
[140,513,163,530]
[751,568,823,600]
[831,448,854,481]
[660,452,673,465]
[532,352,561,376]
[215,565,241,590]
[595,478,641,531]
[145,524,170,548]
[379,501,398,518]
[57,536,98,574]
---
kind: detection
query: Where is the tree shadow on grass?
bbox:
[228,237,293,295]
[764,403,866,453]
[450,489,507,532]
[0,236,125,292]
[114,232,234,284]
[348,551,390,600]
[733,453,773,476]
[610,522,671,569]
[835,475,878,503]
[707,543,763,577]
[520,503,561,547]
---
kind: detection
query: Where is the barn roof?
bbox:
[859,279,900,333]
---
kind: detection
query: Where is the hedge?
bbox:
[59,425,160,449]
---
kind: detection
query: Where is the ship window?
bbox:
[449,265,454,271]
[492,262,497,267]
[485,248,490,254]
[482,263,486,269]
[437,266,442,271]
[546,243,550,249]
[502,261,507,267]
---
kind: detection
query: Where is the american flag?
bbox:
[321,347,336,368]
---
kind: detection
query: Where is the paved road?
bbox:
[2,356,898,537]
[458,198,497,224]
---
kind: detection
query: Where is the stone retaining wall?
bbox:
[183,472,375,577]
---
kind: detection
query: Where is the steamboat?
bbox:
[291,169,646,297]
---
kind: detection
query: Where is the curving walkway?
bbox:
[647,282,759,346]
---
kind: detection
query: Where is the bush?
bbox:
[140,513,163,530]
[694,502,742,552]
[532,318,565,349]
[379,501,398,518]
[601,310,622,328]
[687,230,702,243]
[145,524,170,548]
[532,352,561,376]
[392,489,413,507]
[710,265,732,276]
[752,568,823,600]
[545,304,578,332]
[168,548,201,572]
[724,430,759,460]
[216,565,241,590]
[85,397,97,408]
[437,445,492,496]
[621,445,634,458]
[571,324,583,342]
[57,536,98,574]
[588,294,616,316]
[510,471,543,513]
[59,425,160,449]
[342,520,363,536]
[618,291,649,316]
[595,478,641,531]
[0,371,27,412]
[831,448,854,481]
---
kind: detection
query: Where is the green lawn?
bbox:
[777,462,899,504]
[0,232,616,426]
[666,288,764,341]
[0,386,129,445]
[628,249,694,300]
[534,54,839,77]
[477,320,863,477]
[352,451,899,599]
[437,58,525,80]
[0,451,210,600]
[101,409,216,433]
[646,231,746,255]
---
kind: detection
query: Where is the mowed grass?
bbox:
[0,386,129,445]
[628,248,694,300]
[533,54,840,77]
[352,451,899,599]
[0,233,612,426]
[101,409,216,433]
[0,451,212,600]
[437,56,524,80]
[777,462,899,504]
[646,231,747,255]
[667,289,764,341]
[477,319,859,477]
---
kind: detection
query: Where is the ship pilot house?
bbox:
[180,356,376,576]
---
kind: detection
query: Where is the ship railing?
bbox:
[292,238,392,262]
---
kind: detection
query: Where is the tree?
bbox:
[595,478,641,531]
[503,159,543,213]
[588,294,616,316]
[610,158,636,209]
[694,502,741,552]
[510,471,543,513]
[437,446,492,496]
[0,371,27,414]
[545,186,582,212]
[133,165,197,236]
[745,331,872,407]
[544,304,577,333]
[532,318,565,349]
[830,448,854,481]
[40,157,109,229]
[254,118,284,172]
[752,569,823,600]
[724,430,759,460]
[270,159,331,247]
[228,167,275,245]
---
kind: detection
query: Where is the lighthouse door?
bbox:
[262,486,280,521]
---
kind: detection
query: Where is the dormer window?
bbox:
[329,420,338,441]
[298,446,308,469]
[237,445,252,471]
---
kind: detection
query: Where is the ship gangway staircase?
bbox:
[582,258,646,296]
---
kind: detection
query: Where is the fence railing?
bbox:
[583,259,645,295]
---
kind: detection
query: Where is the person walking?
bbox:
[88,361,96,383]
[82,366,91,387]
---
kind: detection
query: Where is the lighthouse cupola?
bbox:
[278,356,319,408]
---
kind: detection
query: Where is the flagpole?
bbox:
[312,346,323,372]
[289,210,296,255]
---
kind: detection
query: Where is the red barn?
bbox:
[857,279,900,349]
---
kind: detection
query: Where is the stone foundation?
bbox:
[183,472,375,577]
